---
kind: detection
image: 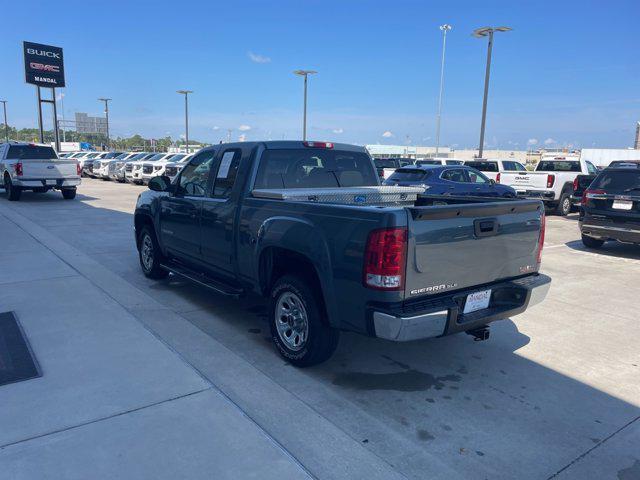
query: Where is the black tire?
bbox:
[581,234,605,249]
[61,188,77,200]
[555,193,571,216]
[269,274,339,367]
[137,225,169,279]
[4,174,21,201]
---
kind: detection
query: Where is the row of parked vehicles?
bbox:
[59,151,194,185]
[374,154,601,216]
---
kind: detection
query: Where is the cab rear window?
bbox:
[536,161,581,172]
[8,145,58,160]
[387,169,429,182]
[465,161,498,172]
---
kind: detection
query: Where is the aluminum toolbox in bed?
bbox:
[251,185,426,205]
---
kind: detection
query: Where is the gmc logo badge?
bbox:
[30,62,60,72]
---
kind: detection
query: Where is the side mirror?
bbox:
[148,175,171,192]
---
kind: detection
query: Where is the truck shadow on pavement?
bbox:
[4,184,638,480]
[564,239,640,261]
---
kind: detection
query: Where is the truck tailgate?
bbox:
[23,159,78,178]
[405,199,543,298]
[500,171,548,191]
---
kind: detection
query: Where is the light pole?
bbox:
[98,98,112,149]
[473,26,511,158]
[293,70,317,140]
[0,100,8,142]
[435,24,452,156]
[177,90,193,152]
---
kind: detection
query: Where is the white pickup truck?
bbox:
[507,156,599,215]
[464,159,528,183]
[0,142,81,201]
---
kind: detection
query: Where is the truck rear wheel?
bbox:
[61,188,77,200]
[137,225,169,279]
[555,194,571,216]
[4,175,21,201]
[269,274,339,367]
[581,234,604,249]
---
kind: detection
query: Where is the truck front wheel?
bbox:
[581,234,605,249]
[269,274,339,367]
[137,225,169,279]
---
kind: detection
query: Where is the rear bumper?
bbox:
[516,190,556,201]
[13,177,81,188]
[371,274,551,342]
[580,218,640,244]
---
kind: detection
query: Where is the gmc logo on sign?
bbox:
[30,62,60,72]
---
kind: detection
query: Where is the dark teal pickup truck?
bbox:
[134,141,550,366]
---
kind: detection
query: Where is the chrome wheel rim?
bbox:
[562,197,570,214]
[275,292,309,351]
[141,234,154,271]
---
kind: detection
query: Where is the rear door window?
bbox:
[8,145,58,159]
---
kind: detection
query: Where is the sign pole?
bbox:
[36,86,45,143]
[52,87,60,152]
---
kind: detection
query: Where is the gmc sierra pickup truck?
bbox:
[134,141,550,366]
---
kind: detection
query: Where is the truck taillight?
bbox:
[537,212,545,264]
[496,173,501,183]
[15,162,23,176]
[76,162,82,176]
[546,174,555,188]
[573,177,578,191]
[581,189,605,206]
[363,227,407,290]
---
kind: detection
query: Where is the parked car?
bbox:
[139,153,180,184]
[415,158,465,166]
[384,165,517,197]
[0,142,81,200]
[93,152,124,179]
[579,163,640,248]
[505,156,599,215]
[163,154,194,182]
[373,158,412,180]
[125,153,156,183]
[463,159,528,183]
[134,141,549,366]
[108,152,139,182]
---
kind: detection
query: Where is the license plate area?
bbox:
[612,200,633,210]
[463,289,492,314]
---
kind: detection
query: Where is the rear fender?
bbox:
[255,216,338,327]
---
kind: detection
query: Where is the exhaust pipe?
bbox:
[466,326,490,342]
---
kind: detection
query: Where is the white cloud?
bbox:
[248,52,271,64]
[238,134,247,142]
[238,125,251,131]
[382,131,394,138]
[212,126,220,131]
[527,138,538,146]
[544,137,557,145]
[332,128,344,134]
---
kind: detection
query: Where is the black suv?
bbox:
[579,163,640,248]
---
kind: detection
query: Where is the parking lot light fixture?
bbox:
[293,70,317,141]
[0,100,8,142]
[473,26,512,158]
[435,24,452,156]
[98,98,112,149]
[177,90,193,153]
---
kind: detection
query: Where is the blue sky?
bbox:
[2,0,639,149]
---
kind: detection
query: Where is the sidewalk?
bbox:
[0,210,310,479]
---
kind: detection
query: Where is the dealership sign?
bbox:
[23,41,65,87]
